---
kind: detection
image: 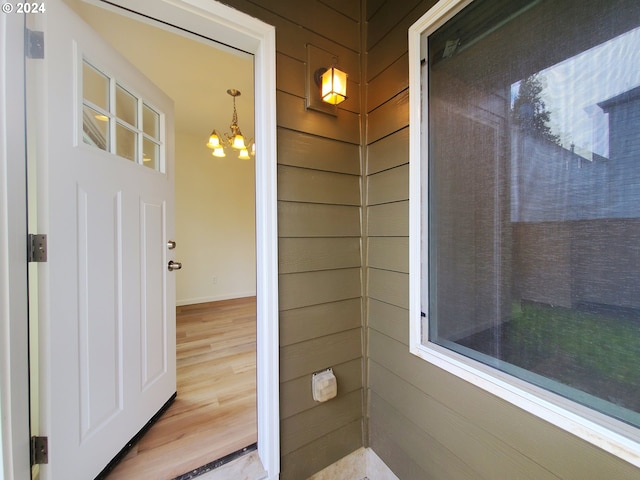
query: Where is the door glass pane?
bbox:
[82,105,109,151]
[116,123,137,162]
[80,59,164,171]
[143,138,160,171]
[143,104,160,139]
[425,0,640,428]
[116,84,138,127]
[83,61,109,110]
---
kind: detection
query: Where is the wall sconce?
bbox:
[306,44,348,116]
[317,66,348,105]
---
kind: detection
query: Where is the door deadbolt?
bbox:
[168,260,182,271]
[167,240,176,250]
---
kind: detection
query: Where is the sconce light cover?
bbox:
[320,67,347,105]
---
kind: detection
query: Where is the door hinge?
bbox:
[30,436,48,465]
[28,234,47,262]
[25,28,44,59]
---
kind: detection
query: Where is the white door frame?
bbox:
[1,11,32,480]
[0,0,280,478]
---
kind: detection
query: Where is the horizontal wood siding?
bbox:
[370,359,561,480]
[278,202,360,237]
[367,127,409,175]
[279,298,361,346]
[367,237,408,272]
[276,53,305,98]
[366,0,423,50]
[220,0,360,74]
[364,2,640,480]
[369,329,640,479]
[368,53,409,111]
[278,128,360,175]
[368,298,408,345]
[321,0,360,21]
[367,201,408,236]
[367,90,409,144]
[279,237,361,274]
[280,357,362,418]
[278,165,360,205]
[367,164,409,205]
[219,1,364,476]
[368,268,408,310]
[369,391,485,480]
[280,420,362,479]
[281,389,362,455]
[279,269,361,311]
[277,91,360,144]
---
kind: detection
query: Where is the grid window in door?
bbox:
[81,59,164,172]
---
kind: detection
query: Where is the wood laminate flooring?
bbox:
[105,297,257,480]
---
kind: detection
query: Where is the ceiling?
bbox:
[66,0,255,140]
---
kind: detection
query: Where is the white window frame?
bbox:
[408,0,640,467]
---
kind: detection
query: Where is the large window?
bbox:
[409,0,640,464]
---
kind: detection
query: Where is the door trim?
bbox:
[0,12,31,480]
[0,0,280,478]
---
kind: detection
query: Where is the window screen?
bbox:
[423,0,640,429]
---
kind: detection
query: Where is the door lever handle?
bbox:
[168,260,182,271]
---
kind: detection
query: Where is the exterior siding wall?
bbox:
[220,1,364,478]
[217,0,640,478]
[365,1,640,479]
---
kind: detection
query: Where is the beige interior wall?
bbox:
[175,131,256,304]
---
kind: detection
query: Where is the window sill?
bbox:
[409,341,640,468]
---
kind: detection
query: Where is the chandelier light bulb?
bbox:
[212,146,226,158]
[207,130,221,148]
[232,134,246,150]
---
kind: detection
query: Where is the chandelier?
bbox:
[206,89,254,160]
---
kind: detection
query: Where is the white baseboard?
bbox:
[307,447,398,480]
[176,291,256,306]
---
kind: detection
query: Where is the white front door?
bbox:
[29,1,176,478]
